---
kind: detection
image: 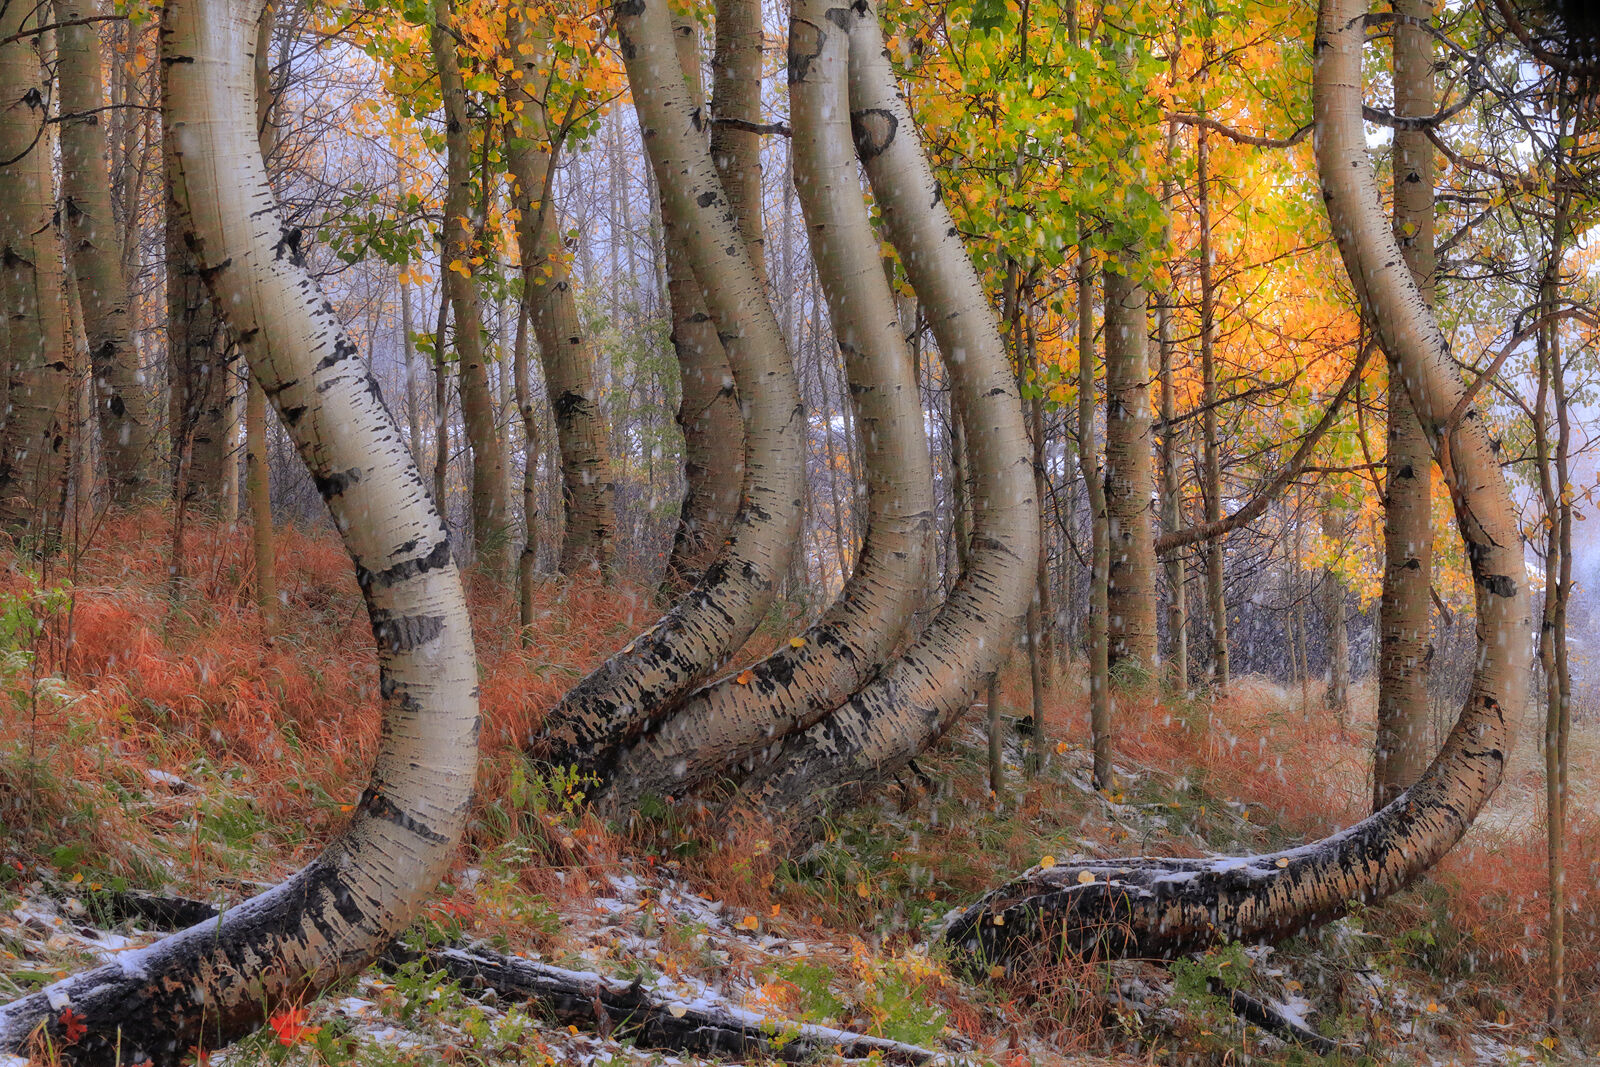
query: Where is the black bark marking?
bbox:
[312,467,363,499]
[850,108,898,160]
[358,788,449,844]
[367,609,447,653]
[356,538,454,591]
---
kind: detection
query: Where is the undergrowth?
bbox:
[0,506,1593,1062]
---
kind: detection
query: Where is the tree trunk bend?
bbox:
[942,0,1528,967]
[0,1,482,1060]
[729,0,1038,826]
[597,0,935,815]
[532,0,806,780]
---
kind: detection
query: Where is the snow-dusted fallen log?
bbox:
[394,943,948,1064]
[36,892,948,1064]
[1210,980,1347,1057]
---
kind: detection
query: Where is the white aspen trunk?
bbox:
[58,0,153,504]
[533,0,806,778]
[737,0,1038,821]
[0,0,71,537]
[942,0,1531,966]
[0,1,481,1058]
[598,0,934,812]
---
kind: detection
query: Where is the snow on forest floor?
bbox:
[0,711,1589,1066]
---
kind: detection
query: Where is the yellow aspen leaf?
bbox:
[448,260,470,277]
[1275,857,1289,868]
[740,915,759,930]
[668,1003,688,1019]
[992,913,1004,925]
[1039,855,1056,870]
[856,882,869,898]
[769,903,780,917]
[1077,870,1095,885]
[736,670,754,685]
[789,636,807,648]
[988,965,1005,978]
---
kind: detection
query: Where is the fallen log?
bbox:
[399,943,950,1064]
[30,892,950,1064]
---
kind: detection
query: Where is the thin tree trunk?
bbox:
[0,0,481,1057]
[513,280,540,643]
[1103,259,1157,676]
[598,3,932,812]
[432,284,451,519]
[942,0,1530,967]
[0,2,71,539]
[1197,112,1228,694]
[660,16,745,596]
[988,671,1004,798]
[1157,104,1187,693]
[58,0,152,505]
[502,20,618,576]
[1322,500,1349,720]
[1372,0,1437,810]
[536,0,805,778]
[1079,244,1112,790]
[432,0,508,569]
[401,267,423,465]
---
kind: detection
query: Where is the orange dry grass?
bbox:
[0,508,646,882]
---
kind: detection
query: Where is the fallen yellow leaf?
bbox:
[1077,870,1096,885]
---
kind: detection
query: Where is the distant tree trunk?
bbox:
[1322,501,1349,719]
[1157,110,1187,693]
[0,0,480,1057]
[432,0,508,570]
[1023,284,1047,775]
[736,0,1037,823]
[1535,171,1573,1030]
[401,270,423,464]
[432,286,451,516]
[1372,0,1436,810]
[503,15,617,577]
[512,284,540,642]
[1196,113,1228,694]
[660,16,745,596]
[597,0,932,812]
[59,0,152,505]
[941,0,1530,966]
[1079,244,1112,791]
[535,0,805,777]
[709,0,765,285]
[0,4,71,538]
[1103,259,1157,676]
[987,671,1004,797]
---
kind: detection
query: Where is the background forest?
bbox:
[0,0,1595,1062]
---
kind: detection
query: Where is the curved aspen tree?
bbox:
[1103,259,1157,674]
[942,0,1529,965]
[534,0,805,777]
[0,0,481,1058]
[59,0,153,503]
[597,0,933,813]
[432,0,509,568]
[738,0,1037,821]
[1372,0,1437,809]
[662,16,746,596]
[0,0,70,536]
[505,9,617,577]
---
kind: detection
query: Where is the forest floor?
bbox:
[0,512,1595,1066]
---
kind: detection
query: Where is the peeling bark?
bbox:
[940,0,1528,966]
[598,0,932,813]
[0,0,481,1058]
